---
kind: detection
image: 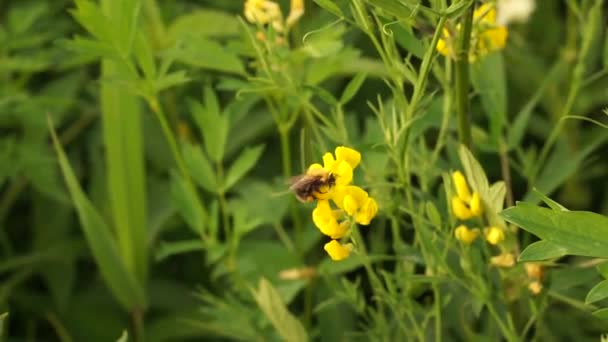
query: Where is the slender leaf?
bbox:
[223,145,265,191]
[182,143,218,193]
[586,280,608,304]
[170,171,207,235]
[49,118,145,310]
[251,278,308,342]
[518,240,568,261]
[339,73,367,105]
[313,0,344,18]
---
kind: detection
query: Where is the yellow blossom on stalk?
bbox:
[324,240,353,261]
[451,171,483,220]
[244,0,305,33]
[490,253,515,267]
[286,0,305,27]
[528,281,543,295]
[312,200,349,239]
[244,0,284,31]
[294,146,376,261]
[485,226,505,245]
[436,3,508,62]
[332,185,378,225]
[454,224,480,244]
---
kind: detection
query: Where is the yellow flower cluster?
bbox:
[451,171,504,246]
[436,3,508,62]
[306,147,378,261]
[244,0,304,33]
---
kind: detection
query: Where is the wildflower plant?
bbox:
[303,146,378,260]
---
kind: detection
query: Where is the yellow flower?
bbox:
[450,171,482,220]
[469,192,483,216]
[286,0,305,27]
[528,280,543,295]
[452,196,473,220]
[312,200,349,239]
[525,263,544,280]
[454,224,479,244]
[244,0,284,32]
[485,226,505,245]
[436,3,508,61]
[332,185,378,225]
[324,240,353,261]
[490,253,515,267]
[298,146,376,260]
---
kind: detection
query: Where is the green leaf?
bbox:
[154,71,190,93]
[190,88,229,163]
[223,145,265,191]
[116,330,128,342]
[313,0,344,18]
[49,118,145,310]
[586,280,608,304]
[101,59,148,284]
[339,73,367,105]
[425,201,442,228]
[362,0,413,19]
[168,9,240,39]
[592,308,608,320]
[604,28,608,69]
[597,262,608,279]
[251,278,308,342]
[471,53,506,147]
[0,312,7,338]
[501,202,608,258]
[393,25,425,59]
[458,145,489,196]
[155,240,204,262]
[532,188,568,211]
[167,37,245,75]
[170,171,207,235]
[518,240,568,261]
[182,143,218,193]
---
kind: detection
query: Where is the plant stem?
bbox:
[131,309,144,342]
[148,98,188,178]
[455,4,475,148]
[485,301,519,342]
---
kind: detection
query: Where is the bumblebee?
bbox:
[289,169,336,203]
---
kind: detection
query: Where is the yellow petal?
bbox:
[324,240,353,261]
[322,152,336,170]
[483,26,508,51]
[484,226,505,245]
[528,281,543,295]
[469,192,483,216]
[330,185,348,209]
[451,196,472,220]
[452,171,471,202]
[335,146,361,169]
[490,253,515,267]
[454,225,479,244]
[306,163,323,173]
[334,160,353,186]
[474,3,496,22]
[286,0,304,27]
[343,194,359,216]
[355,197,378,225]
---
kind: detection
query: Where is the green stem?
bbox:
[455,3,475,148]
[148,98,188,178]
[131,309,144,342]
[485,301,519,342]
